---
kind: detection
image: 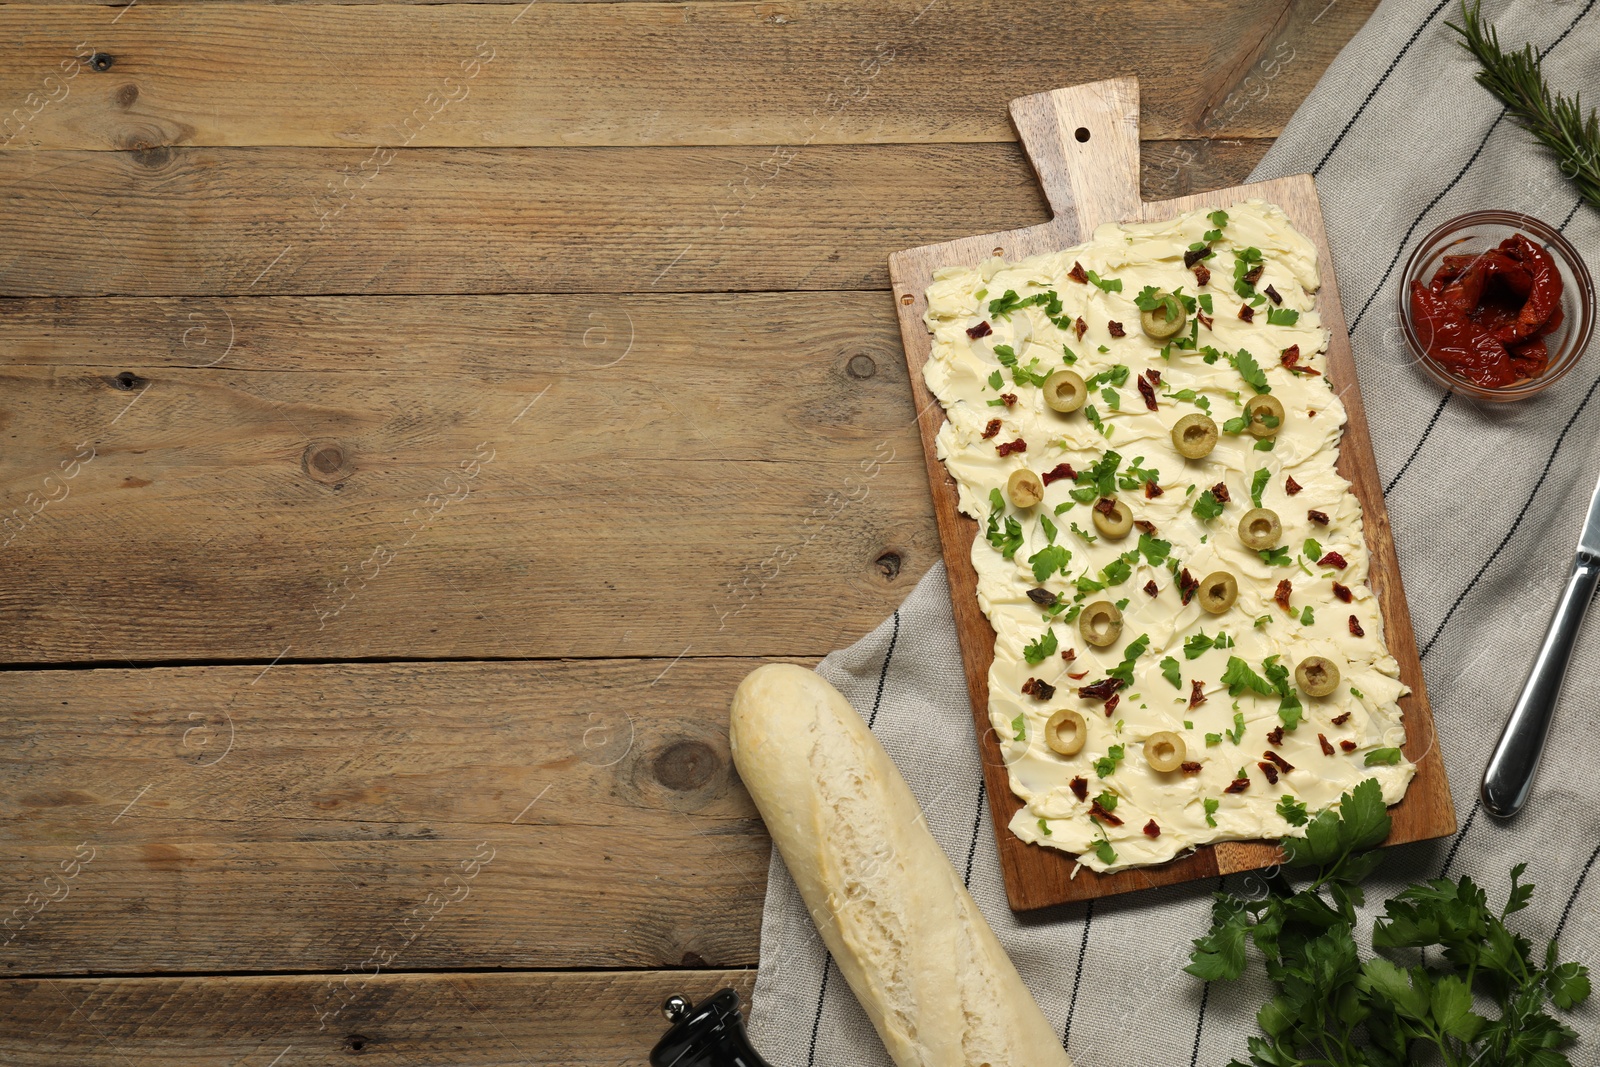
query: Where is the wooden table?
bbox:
[0,2,1378,1062]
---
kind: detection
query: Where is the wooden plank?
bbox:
[888,80,1454,909]
[0,969,755,1065]
[0,292,933,663]
[0,658,773,975]
[0,0,1377,150]
[0,140,1268,298]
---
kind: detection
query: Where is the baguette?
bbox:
[730,663,1073,1067]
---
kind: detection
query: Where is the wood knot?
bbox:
[114,83,139,108]
[845,353,877,379]
[875,550,902,580]
[89,53,114,72]
[131,145,171,169]
[303,441,353,484]
[344,1034,371,1053]
[652,740,719,792]
[112,371,144,391]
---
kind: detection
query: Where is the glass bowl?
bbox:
[1397,210,1594,402]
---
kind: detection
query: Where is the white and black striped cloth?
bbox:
[749,0,1600,1061]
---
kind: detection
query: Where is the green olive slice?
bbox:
[1245,394,1286,438]
[1197,571,1238,614]
[1007,468,1045,509]
[1079,600,1123,647]
[1295,656,1340,697]
[1171,413,1219,459]
[1043,369,1087,413]
[1140,291,1188,341]
[1045,709,1087,756]
[1238,507,1283,550]
[1144,731,1186,773]
[1091,497,1133,540]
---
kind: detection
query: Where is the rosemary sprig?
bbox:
[1448,0,1600,211]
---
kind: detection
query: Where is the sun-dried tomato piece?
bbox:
[1144,579,1159,598]
[996,438,1027,456]
[1308,409,1317,417]
[1318,551,1348,570]
[1258,760,1280,785]
[1274,579,1293,612]
[1137,373,1158,411]
[1194,263,1212,287]
[1244,264,1265,287]
[1133,519,1158,535]
[1267,726,1284,747]
[1184,247,1209,268]
[1349,615,1365,637]
[1148,369,1162,386]
[1078,677,1124,701]
[1332,581,1353,603]
[1067,670,1088,680]
[1074,316,1087,340]
[982,418,1002,440]
[1027,587,1059,607]
[1239,304,1255,323]
[999,392,1018,407]
[1143,819,1161,839]
[1107,320,1126,337]
[1090,799,1123,826]
[1225,775,1250,794]
[1308,510,1330,526]
[1331,711,1351,726]
[1180,760,1203,774]
[1021,677,1056,700]
[1340,739,1357,752]
[1264,750,1294,774]
[1318,733,1335,757]
[1094,496,1118,516]
[1070,775,1089,800]
[1145,481,1163,499]
[1068,261,1088,284]
[1062,647,1077,663]
[1103,693,1120,717]
[1285,475,1303,495]
[1179,568,1200,606]
[1041,462,1078,486]
[1280,344,1322,377]
[1196,310,1215,330]
[1264,284,1283,306]
[1189,680,1207,709]
[966,321,993,339]
[1211,481,1231,504]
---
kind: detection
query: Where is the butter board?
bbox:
[888,78,1455,910]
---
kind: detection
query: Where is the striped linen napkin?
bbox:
[748,0,1600,1062]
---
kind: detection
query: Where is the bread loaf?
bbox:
[730,663,1073,1067]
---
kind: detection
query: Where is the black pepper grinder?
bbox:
[649,988,774,1067]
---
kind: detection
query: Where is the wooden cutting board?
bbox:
[888,77,1456,911]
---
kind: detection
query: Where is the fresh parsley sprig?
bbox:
[1450,0,1600,211]
[1188,779,1591,1067]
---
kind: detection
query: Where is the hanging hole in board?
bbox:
[992,247,1003,256]
[900,294,913,306]
[1074,127,1091,143]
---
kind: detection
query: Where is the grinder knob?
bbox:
[649,988,773,1067]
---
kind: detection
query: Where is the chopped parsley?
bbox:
[1259,546,1293,567]
[1163,387,1213,412]
[1250,468,1271,508]
[1254,438,1276,451]
[1070,521,1098,544]
[1264,656,1304,729]
[1029,544,1072,582]
[1161,656,1183,688]
[1266,306,1300,326]
[1184,629,1233,659]
[1303,537,1323,560]
[985,488,1024,559]
[1040,513,1058,543]
[1208,209,1229,229]
[1365,747,1404,766]
[1101,386,1121,410]
[1085,364,1131,390]
[1203,797,1220,827]
[1221,656,1275,698]
[1230,348,1271,394]
[1093,831,1117,865]
[1205,732,1223,746]
[1107,633,1152,686]
[1093,743,1126,778]
[1198,292,1215,315]
[1192,488,1225,522]
[1023,627,1059,665]
[1226,711,1248,745]
[1084,269,1123,294]
[1095,790,1120,812]
[1276,794,1309,826]
[1350,687,1365,699]
[1012,713,1026,741]
[987,369,1003,389]
[1037,817,1052,837]
[1233,246,1264,298]
[1137,531,1172,566]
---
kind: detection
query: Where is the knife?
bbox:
[1482,471,1600,818]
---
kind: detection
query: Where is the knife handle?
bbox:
[1482,553,1600,818]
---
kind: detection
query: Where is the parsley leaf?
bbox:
[1011,712,1025,741]
[1084,269,1123,294]
[1022,627,1058,666]
[1161,656,1182,689]
[1250,468,1271,508]
[1107,633,1151,686]
[987,369,1003,389]
[1093,743,1126,778]
[1276,794,1309,826]
[1266,306,1300,326]
[1364,747,1404,766]
[1192,488,1224,522]
[1203,796,1220,827]
[1221,656,1274,698]
[1230,348,1271,394]
[1036,817,1052,836]
[1028,544,1072,583]
[1259,546,1293,567]
[1226,711,1247,745]
[1184,629,1232,659]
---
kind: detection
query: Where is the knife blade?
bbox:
[1482,469,1600,817]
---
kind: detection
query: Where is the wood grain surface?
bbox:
[0,0,1391,1060]
[0,970,755,1065]
[0,658,772,975]
[0,0,1374,149]
[889,78,1455,910]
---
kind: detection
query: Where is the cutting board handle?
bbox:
[1008,78,1142,239]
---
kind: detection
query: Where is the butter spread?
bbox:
[922,200,1415,872]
